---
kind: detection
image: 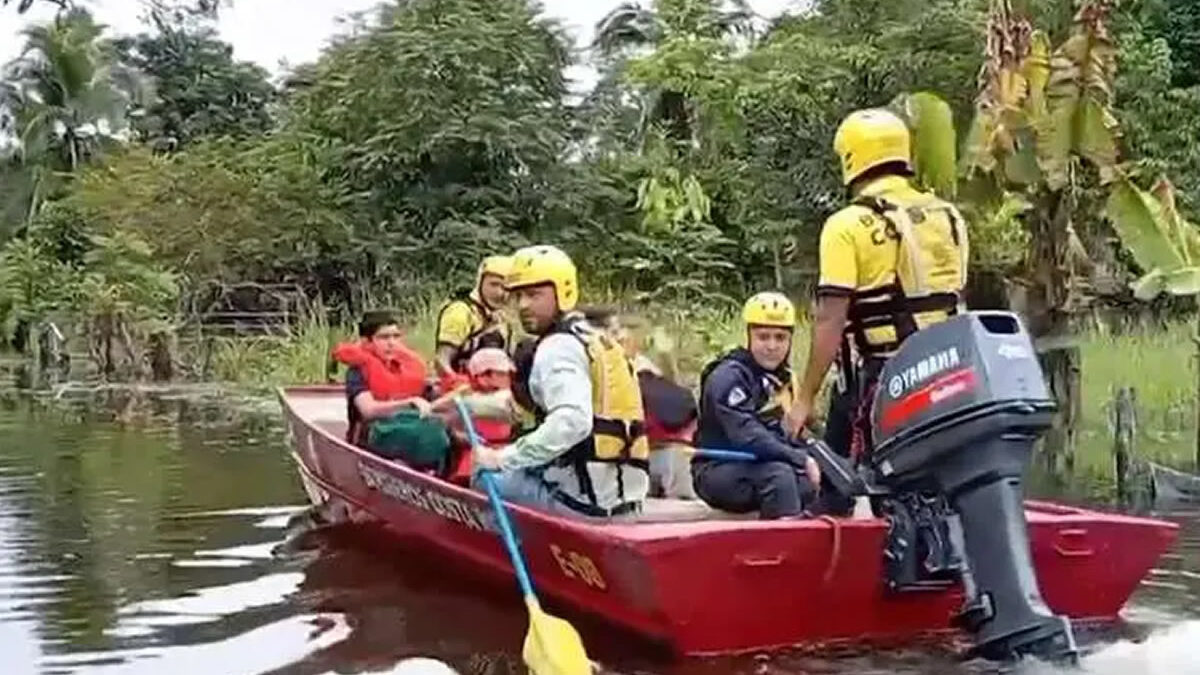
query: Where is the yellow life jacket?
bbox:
[515,314,649,505]
[847,192,969,356]
[757,370,798,423]
[435,291,511,371]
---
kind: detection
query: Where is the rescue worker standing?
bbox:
[471,245,650,519]
[435,255,514,376]
[786,108,969,463]
[693,293,822,520]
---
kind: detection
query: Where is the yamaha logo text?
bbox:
[887,347,962,398]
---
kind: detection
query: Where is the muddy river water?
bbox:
[1,388,1197,674]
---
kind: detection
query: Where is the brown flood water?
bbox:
[1,387,1198,675]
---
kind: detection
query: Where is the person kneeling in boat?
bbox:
[692,292,822,520]
[434,255,515,385]
[581,307,698,500]
[469,245,650,520]
[332,311,450,471]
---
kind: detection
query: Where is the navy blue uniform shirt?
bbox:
[695,348,809,464]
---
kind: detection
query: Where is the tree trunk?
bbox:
[1040,340,1080,475]
[1112,386,1136,505]
[772,241,784,290]
[11,318,30,354]
[102,316,115,378]
[118,318,144,380]
[149,330,174,382]
[1026,190,1079,475]
[964,268,1012,310]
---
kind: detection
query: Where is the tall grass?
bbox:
[206,295,446,389]
[215,298,1200,472]
[207,312,345,388]
[1077,321,1197,474]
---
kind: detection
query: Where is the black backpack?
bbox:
[639,370,697,431]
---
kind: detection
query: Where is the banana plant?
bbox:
[896,0,1123,470]
[1106,175,1200,300]
[1106,174,1200,468]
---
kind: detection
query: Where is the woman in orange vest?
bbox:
[331,311,431,447]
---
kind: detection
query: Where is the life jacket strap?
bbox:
[845,284,960,356]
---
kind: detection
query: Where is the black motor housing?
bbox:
[868,311,1077,661]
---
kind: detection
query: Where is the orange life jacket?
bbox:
[437,371,473,397]
[332,340,428,401]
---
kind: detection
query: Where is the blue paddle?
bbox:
[687,447,757,462]
[452,397,591,675]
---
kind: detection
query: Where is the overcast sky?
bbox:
[2,0,802,91]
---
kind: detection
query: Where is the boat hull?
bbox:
[280,386,1178,656]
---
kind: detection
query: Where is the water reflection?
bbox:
[0,390,1199,675]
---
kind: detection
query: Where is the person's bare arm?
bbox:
[800,295,850,404]
[786,295,850,437]
[429,388,514,421]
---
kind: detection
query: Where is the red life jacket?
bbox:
[445,414,510,484]
[332,340,428,400]
[433,370,512,446]
[474,417,511,445]
[436,371,473,398]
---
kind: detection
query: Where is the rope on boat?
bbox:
[817,514,843,585]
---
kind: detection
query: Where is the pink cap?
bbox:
[467,348,515,376]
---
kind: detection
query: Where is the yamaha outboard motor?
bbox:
[868,311,1077,661]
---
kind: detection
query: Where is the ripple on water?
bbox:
[41,613,353,675]
[119,571,304,619]
[4,392,1200,675]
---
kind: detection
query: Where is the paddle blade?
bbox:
[522,596,591,675]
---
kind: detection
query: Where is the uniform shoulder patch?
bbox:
[726,386,748,407]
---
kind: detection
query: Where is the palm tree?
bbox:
[593,0,754,58]
[592,0,755,146]
[0,7,149,228]
[900,0,1124,470]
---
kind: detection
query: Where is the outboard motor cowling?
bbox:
[868,311,1077,662]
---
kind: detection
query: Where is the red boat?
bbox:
[279,385,1178,657]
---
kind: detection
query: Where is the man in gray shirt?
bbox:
[469,245,650,520]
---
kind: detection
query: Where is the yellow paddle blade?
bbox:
[521,596,592,675]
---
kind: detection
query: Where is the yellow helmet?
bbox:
[478,255,513,282]
[833,108,912,186]
[742,291,796,329]
[505,245,578,311]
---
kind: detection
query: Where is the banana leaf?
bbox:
[1105,176,1186,274]
[895,92,957,199]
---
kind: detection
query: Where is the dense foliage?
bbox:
[4,0,1200,377]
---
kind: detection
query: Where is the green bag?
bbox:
[366,409,451,470]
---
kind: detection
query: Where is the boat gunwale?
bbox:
[277,385,1180,540]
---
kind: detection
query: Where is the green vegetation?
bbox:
[6,0,1200,477]
[207,302,1197,483]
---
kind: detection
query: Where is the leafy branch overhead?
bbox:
[962,0,1120,190]
[5,0,1200,381]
